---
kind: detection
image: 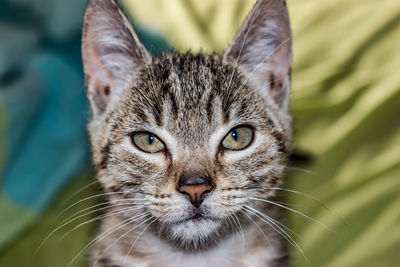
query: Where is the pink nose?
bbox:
[178,184,213,203]
[178,175,214,208]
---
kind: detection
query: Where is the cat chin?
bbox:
[171,217,220,240]
[158,217,225,252]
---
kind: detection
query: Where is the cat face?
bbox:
[82,0,292,251]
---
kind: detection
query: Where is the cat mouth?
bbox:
[175,212,218,225]
[154,210,230,251]
[183,213,207,223]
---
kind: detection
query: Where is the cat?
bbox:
[82,0,292,266]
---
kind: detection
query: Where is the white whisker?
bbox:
[60,205,147,241]
[122,215,162,265]
[243,205,312,265]
[231,212,245,258]
[91,215,155,267]
[287,166,317,176]
[57,192,139,218]
[247,197,335,234]
[69,211,151,267]
[225,2,261,93]
[59,198,148,225]
[235,37,292,93]
[61,179,99,205]
[240,209,276,257]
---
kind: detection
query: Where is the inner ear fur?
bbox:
[82,0,151,115]
[224,0,292,111]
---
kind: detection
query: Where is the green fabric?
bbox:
[0,193,38,251]
[0,176,100,267]
[287,1,400,266]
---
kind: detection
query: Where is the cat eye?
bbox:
[222,126,254,150]
[132,132,165,153]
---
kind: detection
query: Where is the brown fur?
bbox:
[82,0,293,266]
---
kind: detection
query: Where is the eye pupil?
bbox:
[231,129,238,141]
[148,134,154,145]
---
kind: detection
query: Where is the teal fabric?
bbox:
[2,52,88,211]
[0,0,170,251]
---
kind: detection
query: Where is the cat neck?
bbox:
[93,220,281,267]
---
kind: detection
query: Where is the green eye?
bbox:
[222,126,253,150]
[132,132,165,153]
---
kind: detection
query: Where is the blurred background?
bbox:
[0,0,399,266]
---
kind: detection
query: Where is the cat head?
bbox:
[82,0,292,251]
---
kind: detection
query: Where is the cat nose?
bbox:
[178,177,214,208]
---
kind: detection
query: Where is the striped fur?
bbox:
[82,0,293,266]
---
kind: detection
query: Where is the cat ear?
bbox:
[82,0,151,115]
[224,0,292,111]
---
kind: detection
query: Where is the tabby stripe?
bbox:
[271,130,287,154]
[98,142,112,170]
[206,91,215,123]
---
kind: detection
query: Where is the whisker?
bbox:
[243,205,312,265]
[240,209,276,257]
[287,166,317,176]
[273,201,308,209]
[61,179,100,206]
[225,1,262,93]
[243,206,298,253]
[243,205,297,247]
[247,197,335,234]
[57,191,138,218]
[249,37,292,78]
[244,185,347,227]
[216,202,240,236]
[226,213,237,237]
[37,205,146,253]
[231,212,245,258]
[270,187,348,227]
[244,205,303,241]
[235,37,292,93]
[60,205,147,241]
[69,211,151,267]
[122,215,162,265]
[215,201,245,256]
[91,215,155,267]
[156,214,170,240]
[59,198,148,225]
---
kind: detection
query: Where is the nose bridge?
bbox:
[179,152,210,182]
[177,153,215,208]
[180,155,210,182]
